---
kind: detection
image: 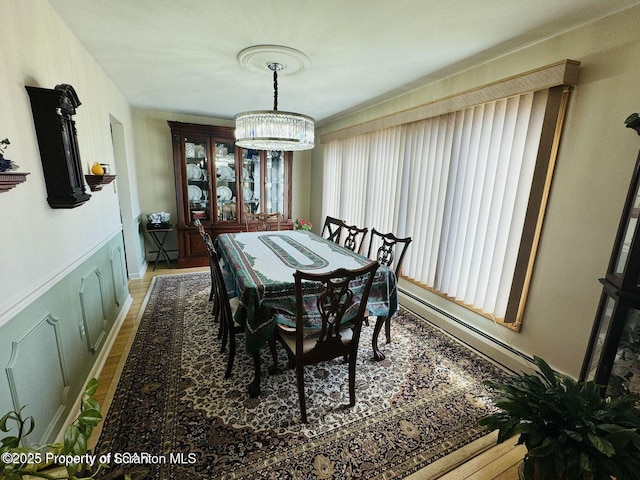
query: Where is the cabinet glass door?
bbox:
[184,138,210,223]
[613,181,640,279]
[240,150,286,217]
[214,140,237,221]
[607,307,640,397]
[242,150,262,215]
[584,294,616,382]
[265,151,285,214]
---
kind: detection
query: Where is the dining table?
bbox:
[215,229,398,397]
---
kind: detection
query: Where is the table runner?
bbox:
[215,230,397,353]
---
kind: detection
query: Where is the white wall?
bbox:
[0,0,142,324]
[313,5,640,377]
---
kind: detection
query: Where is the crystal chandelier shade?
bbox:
[235,60,315,151]
[235,110,315,151]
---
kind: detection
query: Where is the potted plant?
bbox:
[0,378,114,480]
[479,356,640,480]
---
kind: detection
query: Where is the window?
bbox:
[322,61,577,329]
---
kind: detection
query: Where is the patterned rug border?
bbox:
[95,271,504,479]
[90,273,173,450]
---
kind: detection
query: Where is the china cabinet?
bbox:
[581,121,640,396]
[168,121,293,267]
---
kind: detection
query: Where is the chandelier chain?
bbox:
[273,68,278,111]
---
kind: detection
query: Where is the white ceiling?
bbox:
[48,0,640,124]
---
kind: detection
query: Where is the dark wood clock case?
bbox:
[26,84,91,208]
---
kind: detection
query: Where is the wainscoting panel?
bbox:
[79,268,107,354]
[0,233,130,446]
[5,313,69,447]
[110,244,128,307]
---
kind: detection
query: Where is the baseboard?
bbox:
[128,260,148,280]
[399,288,535,375]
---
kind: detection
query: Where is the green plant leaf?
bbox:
[64,423,80,454]
[66,461,79,478]
[84,378,99,398]
[76,408,102,427]
[587,432,615,457]
[533,356,558,387]
[82,398,100,413]
[1,435,19,449]
[578,451,591,472]
[527,437,555,458]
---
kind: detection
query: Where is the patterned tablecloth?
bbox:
[215,230,397,354]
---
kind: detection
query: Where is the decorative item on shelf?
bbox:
[294,218,312,231]
[90,161,104,175]
[192,210,207,220]
[0,138,19,172]
[234,45,315,151]
[0,137,30,193]
[479,356,640,480]
[147,212,171,229]
[84,174,116,191]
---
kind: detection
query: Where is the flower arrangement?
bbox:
[294,219,313,231]
[0,138,19,173]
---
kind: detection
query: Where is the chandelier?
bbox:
[235,61,315,151]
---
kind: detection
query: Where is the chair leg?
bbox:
[220,315,228,354]
[296,363,307,423]
[385,316,391,344]
[348,353,357,407]
[225,328,236,379]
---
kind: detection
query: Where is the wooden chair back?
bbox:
[245,212,281,231]
[367,228,412,277]
[342,223,368,254]
[276,260,379,423]
[193,218,206,238]
[321,216,344,243]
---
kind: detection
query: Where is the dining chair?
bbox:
[271,260,379,423]
[366,228,412,344]
[321,215,344,243]
[202,232,223,337]
[342,223,368,254]
[193,217,206,239]
[205,233,241,378]
[245,212,281,232]
[193,218,216,303]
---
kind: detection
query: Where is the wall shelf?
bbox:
[85,174,116,191]
[0,172,30,193]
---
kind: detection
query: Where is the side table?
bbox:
[145,223,175,271]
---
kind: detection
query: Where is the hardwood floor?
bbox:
[91,263,524,479]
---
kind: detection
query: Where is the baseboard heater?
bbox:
[398,287,535,370]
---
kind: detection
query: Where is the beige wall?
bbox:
[0,0,142,324]
[312,5,640,377]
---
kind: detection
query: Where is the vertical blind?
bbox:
[323,89,549,321]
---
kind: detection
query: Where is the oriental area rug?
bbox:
[95,272,508,479]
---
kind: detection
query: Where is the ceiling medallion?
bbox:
[234,45,315,151]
